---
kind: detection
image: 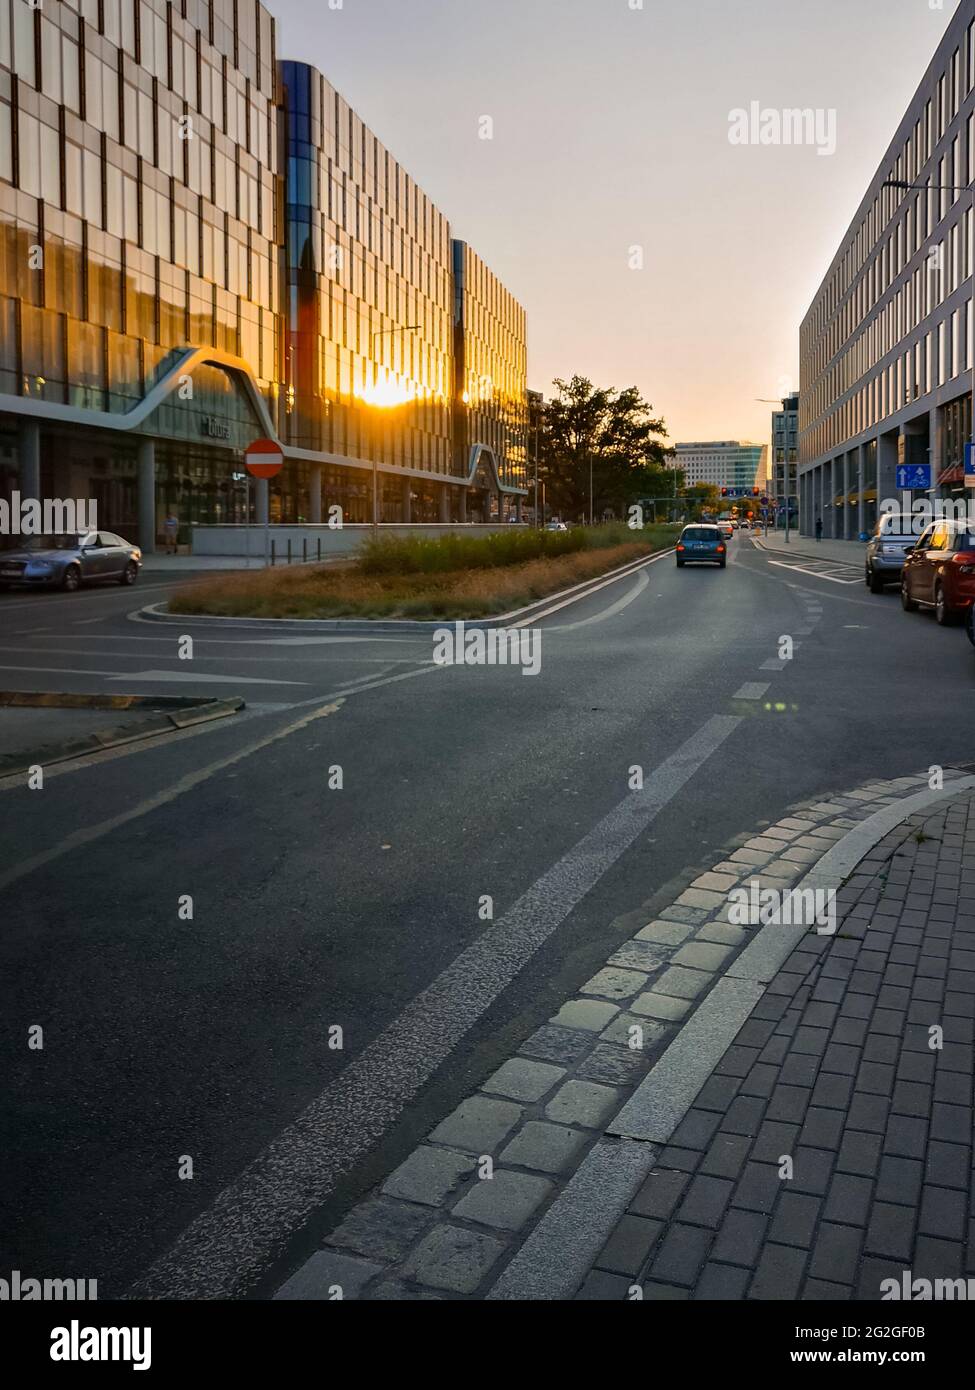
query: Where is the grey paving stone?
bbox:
[694,1263,751,1300]
[580,965,651,1001]
[652,965,713,1001]
[482,1057,565,1103]
[382,1146,476,1207]
[401,1224,505,1293]
[366,1280,445,1300]
[631,1167,691,1221]
[607,940,672,973]
[576,1041,650,1087]
[671,941,735,972]
[865,1202,916,1261]
[544,1079,622,1129]
[598,1011,668,1048]
[711,1208,767,1267]
[836,1130,883,1177]
[275,1250,384,1300]
[635,919,694,946]
[575,1270,634,1300]
[549,998,619,1033]
[328,1197,431,1261]
[630,992,692,1023]
[769,1192,820,1248]
[500,1121,589,1175]
[700,1133,751,1180]
[748,1243,808,1300]
[595,1214,664,1277]
[429,1094,523,1154]
[822,1173,872,1228]
[677,1174,735,1229]
[520,1023,600,1065]
[451,1169,553,1231]
[648,1223,712,1286]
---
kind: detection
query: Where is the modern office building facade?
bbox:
[798,1,975,540]
[0,0,528,550]
[674,440,768,492]
[770,392,799,516]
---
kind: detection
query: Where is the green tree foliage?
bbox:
[539,376,678,521]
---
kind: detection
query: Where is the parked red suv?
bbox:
[900,520,975,624]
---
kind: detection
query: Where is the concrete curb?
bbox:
[133,547,675,633]
[0,693,245,776]
[486,773,975,1300]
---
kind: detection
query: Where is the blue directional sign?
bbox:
[966,442,975,482]
[896,464,931,490]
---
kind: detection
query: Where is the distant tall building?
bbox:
[770,394,799,511]
[674,441,768,492]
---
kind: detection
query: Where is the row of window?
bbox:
[803,304,972,463]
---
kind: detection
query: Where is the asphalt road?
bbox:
[1,537,972,1297]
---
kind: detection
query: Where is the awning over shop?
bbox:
[938,464,964,485]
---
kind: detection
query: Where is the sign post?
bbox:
[245,439,285,568]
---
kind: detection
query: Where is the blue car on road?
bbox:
[0,531,142,592]
[675,524,727,569]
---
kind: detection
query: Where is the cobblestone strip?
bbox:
[273,773,969,1300]
[579,791,975,1300]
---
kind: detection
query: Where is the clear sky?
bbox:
[270,0,957,447]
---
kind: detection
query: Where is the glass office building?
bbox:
[799,1,975,539]
[673,441,768,492]
[0,0,528,549]
[770,392,799,518]
[452,240,529,520]
[0,0,282,546]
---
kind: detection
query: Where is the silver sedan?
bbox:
[0,532,143,592]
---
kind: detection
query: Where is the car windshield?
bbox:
[0,533,82,551]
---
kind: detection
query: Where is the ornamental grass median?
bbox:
[167,522,680,621]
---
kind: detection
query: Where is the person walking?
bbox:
[163,512,179,555]
[815,516,823,543]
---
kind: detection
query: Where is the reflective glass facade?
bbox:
[453,240,528,494]
[0,1,528,542]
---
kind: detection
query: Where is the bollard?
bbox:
[271,539,276,566]
[287,538,292,566]
[303,538,307,563]
[317,537,321,561]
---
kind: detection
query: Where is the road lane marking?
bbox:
[511,549,675,628]
[733,682,771,700]
[546,568,651,631]
[760,659,787,671]
[766,559,861,585]
[127,713,743,1299]
[0,701,344,889]
[106,670,306,686]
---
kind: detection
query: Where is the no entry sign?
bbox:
[245,438,284,479]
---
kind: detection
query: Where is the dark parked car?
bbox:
[865,512,918,592]
[900,520,975,624]
[675,524,727,568]
[0,532,142,592]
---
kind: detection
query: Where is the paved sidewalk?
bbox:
[272,771,974,1301]
[582,792,975,1300]
[756,531,868,567]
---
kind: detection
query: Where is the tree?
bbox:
[539,376,675,522]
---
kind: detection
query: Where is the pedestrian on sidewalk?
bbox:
[163,512,179,555]
[815,516,823,542]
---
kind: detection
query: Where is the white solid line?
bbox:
[106,670,307,686]
[766,560,860,585]
[511,549,674,628]
[546,567,650,632]
[128,712,744,1299]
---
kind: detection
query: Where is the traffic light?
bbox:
[752,488,760,497]
[721,487,728,497]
